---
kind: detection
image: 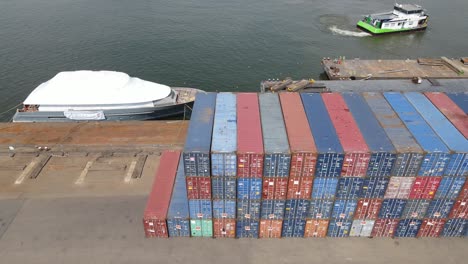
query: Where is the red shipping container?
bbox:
[304,219,329,238]
[322,93,370,177]
[409,177,441,199]
[279,93,318,177]
[259,219,283,238]
[262,178,288,200]
[354,199,383,220]
[213,218,236,238]
[449,199,468,219]
[371,219,399,237]
[237,93,264,178]
[286,176,314,199]
[458,180,468,200]
[143,150,180,238]
[186,176,212,199]
[384,177,415,199]
[417,218,446,238]
[425,92,468,138]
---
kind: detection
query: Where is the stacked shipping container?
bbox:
[211,93,237,238]
[236,93,263,238]
[143,91,468,239]
[184,93,217,237]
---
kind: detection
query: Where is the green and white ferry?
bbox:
[357,3,428,35]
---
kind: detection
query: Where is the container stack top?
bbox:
[404,92,468,153]
[384,92,449,153]
[211,92,237,153]
[424,92,468,138]
[237,93,263,154]
[342,92,395,153]
[362,92,422,154]
[144,150,180,219]
[167,156,189,219]
[279,93,317,154]
[259,93,290,154]
[301,93,343,153]
[184,92,216,152]
[321,93,369,153]
[446,92,468,114]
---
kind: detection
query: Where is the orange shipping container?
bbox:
[213,218,236,238]
[304,219,329,238]
[259,219,282,238]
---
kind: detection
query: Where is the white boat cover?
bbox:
[64,110,106,120]
[23,71,172,106]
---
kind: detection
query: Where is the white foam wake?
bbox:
[329,26,371,37]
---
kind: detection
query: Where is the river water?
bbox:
[0,0,467,121]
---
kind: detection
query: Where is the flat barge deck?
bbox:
[322,57,468,80]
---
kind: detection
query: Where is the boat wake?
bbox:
[329,26,371,37]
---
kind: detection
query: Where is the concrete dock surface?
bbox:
[0,121,467,263]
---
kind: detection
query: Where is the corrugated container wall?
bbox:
[383,92,450,176]
[143,151,180,238]
[287,176,313,199]
[167,156,190,237]
[279,93,317,177]
[343,92,396,177]
[211,93,237,177]
[304,219,329,238]
[408,177,441,199]
[308,199,334,219]
[183,93,216,176]
[261,200,286,219]
[211,177,236,199]
[327,219,352,237]
[335,178,364,199]
[354,199,383,220]
[190,219,213,237]
[188,200,213,219]
[237,199,261,220]
[371,219,399,237]
[448,199,468,219]
[284,199,310,220]
[384,177,415,199]
[259,219,283,238]
[350,220,375,237]
[442,218,467,237]
[418,219,446,237]
[282,219,306,237]
[425,92,468,138]
[262,178,288,200]
[361,178,389,198]
[446,93,468,114]
[301,93,344,177]
[405,92,468,177]
[236,219,259,238]
[395,219,422,237]
[402,199,430,219]
[379,199,407,218]
[425,199,455,218]
[259,93,291,177]
[312,177,339,199]
[331,199,358,220]
[212,200,236,219]
[435,176,466,199]
[363,92,423,177]
[213,218,236,238]
[322,93,370,177]
[186,177,211,199]
[237,93,264,178]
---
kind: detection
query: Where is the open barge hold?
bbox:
[321,57,468,80]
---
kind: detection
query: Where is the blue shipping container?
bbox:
[259,94,291,177]
[336,178,364,199]
[343,93,397,177]
[363,92,424,177]
[212,177,236,199]
[308,199,334,219]
[327,219,353,237]
[168,157,190,220]
[281,219,306,237]
[442,218,467,237]
[331,199,358,220]
[167,219,191,237]
[446,93,468,114]
[405,92,468,177]
[361,178,389,198]
[401,199,430,219]
[236,219,259,238]
[379,199,407,219]
[237,178,262,200]
[435,176,466,199]
[260,200,286,219]
[425,199,455,219]
[211,93,237,177]
[384,92,450,176]
[311,177,339,199]
[183,92,217,176]
[212,199,236,219]
[188,199,213,219]
[395,219,422,238]
[301,93,344,177]
[237,199,261,220]
[284,199,310,220]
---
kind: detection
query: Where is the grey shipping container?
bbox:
[211,93,237,177]
[350,220,375,237]
[363,92,423,177]
[211,177,236,199]
[260,200,286,220]
[308,199,334,219]
[183,92,217,176]
[343,93,397,177]
[237,199,261,220]
[401,199,430,219]
[259,93,291,177]
[301,93,344,177]
[167,157,190,237]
